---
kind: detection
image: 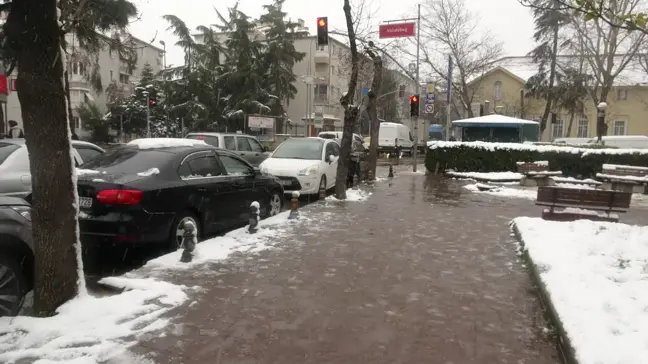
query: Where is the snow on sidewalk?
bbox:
[513,217,648,364]
[325,187,372,202]
[0,211,307,364]
[463,183,537,199]
[446,170,523,181]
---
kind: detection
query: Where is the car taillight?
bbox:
[96,189,143,205]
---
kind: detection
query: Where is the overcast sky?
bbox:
[130,0,535,69]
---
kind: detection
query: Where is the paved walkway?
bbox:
[134,168,647,364]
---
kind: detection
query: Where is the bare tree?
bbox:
[567,0,646,139]
[411,0,503,118]
[335,0,361,199]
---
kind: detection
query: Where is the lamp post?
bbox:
[159,40,166,69]
[597,101,607,142]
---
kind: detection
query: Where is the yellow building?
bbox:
[466,56,648,141]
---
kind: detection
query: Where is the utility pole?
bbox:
[119,114,123,143]
[445,55,453,140]
[145,92,151,138]
[412,4,421,173]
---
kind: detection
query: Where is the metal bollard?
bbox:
[288,191,300,219]
[395,146,401,165]
[180,221,197,263]
[388,164,394,178]
[366,169,374,185]
[248,201,260,233]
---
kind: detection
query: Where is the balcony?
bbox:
[314,47,329,64]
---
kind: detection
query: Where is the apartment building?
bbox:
[466,56,648,141]
[5,32,164,137]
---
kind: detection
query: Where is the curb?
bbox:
[510,221,579,364]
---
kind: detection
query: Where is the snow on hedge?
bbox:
[428,141,648,156]
[127,138,207,149]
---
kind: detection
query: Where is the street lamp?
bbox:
[159,40,166,69]
[597,101,607,142]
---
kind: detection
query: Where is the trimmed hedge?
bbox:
[425,141,648,178]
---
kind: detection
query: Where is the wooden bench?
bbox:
[517,161,562,187]
[536,186,632,223]
[549,176,602,188]
[596,164,648,194]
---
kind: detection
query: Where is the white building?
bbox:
[5,32,164,137]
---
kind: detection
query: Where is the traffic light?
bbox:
[409,95,419,117]
[317,17,328,46]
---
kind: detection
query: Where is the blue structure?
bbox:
[452,114,539,143]
[428,124,445,141]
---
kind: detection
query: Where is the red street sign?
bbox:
[379,22,415,38]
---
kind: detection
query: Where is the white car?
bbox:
[259,137,339,196]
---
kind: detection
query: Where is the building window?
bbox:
[73,116,80,129]
[317,45,326,51]
[315,84,328,101]
[70,62,85,76]
[552,119,564,138]
[119,74,129,84]
[494,81,502,100]
[613,120,626,135]
[110,70,114,81]
[616,89,628,100]
[576,119,589,138]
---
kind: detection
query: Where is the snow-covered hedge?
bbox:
[425,141,648,178]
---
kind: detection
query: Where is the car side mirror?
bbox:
[253,167,261,175]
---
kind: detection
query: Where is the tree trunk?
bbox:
[566,109,575,137]
[597,87,611,141]
[0,100,5,135]
[367,54,383,180]
[540,21,560,135]
[334,0,360,199]
[6,0,81,315]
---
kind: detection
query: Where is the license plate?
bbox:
[280,180,292,186]
[79,197,93,208]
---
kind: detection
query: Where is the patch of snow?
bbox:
[136,168,160,177]
[127,138,207,149]
[596,173,648,182]
[250,201,260,209]
[91,179,106,182]
[76,169,101,176]
[464,183,536,199]
[513,217,648,364]
[551,176,601,185]
[447,170,523,181]
[602,164,648,171]
[541,207,618,219]
[554,183,597,190]
[0,277,188,363]
[326,188,372,202]
[526,171,562,176]
[516,160,549,166]
[142,211,296,271]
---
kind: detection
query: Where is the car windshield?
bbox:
[429,132,444,140]
[272,139,324,160]
[0,143,20,165]
[80,147,174,175]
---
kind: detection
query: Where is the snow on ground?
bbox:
[513,217,648,364]
[127,138,207,149]
[447,171,523,181]
[325,188,372,202]
[464,183,536,199]
[0,278,189,363]
[143,211,298,271]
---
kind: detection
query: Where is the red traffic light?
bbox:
[318,18,326,27]
[410,95,418,102]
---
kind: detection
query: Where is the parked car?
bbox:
[259,137,339,197]
[76,138,284,250]
[318,131,364,144]
[0,139,105,200]
[0,196,33,317]
[184,132,270,166]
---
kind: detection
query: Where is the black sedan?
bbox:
[76,140,284,250]
[0,196,33,317]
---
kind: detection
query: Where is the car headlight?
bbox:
[260,165,269,174]
[297,165,319,176]
[11,206,31,221]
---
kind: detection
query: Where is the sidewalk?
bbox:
[131,169,579,364]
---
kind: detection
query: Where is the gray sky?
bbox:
[131,0,535,69]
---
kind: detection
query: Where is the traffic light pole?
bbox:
[412,4,421,173]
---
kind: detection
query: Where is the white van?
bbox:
[378,122,414,153]
[587,135,648,149]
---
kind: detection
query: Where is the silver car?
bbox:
[184,132,270,166]
[0,139,105,199]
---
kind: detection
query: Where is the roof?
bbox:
[452,114,539,125]
[473,56,648,87]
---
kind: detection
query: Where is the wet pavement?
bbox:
[132,167,646,364]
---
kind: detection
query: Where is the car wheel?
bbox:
[169,212,200,251]
[0,255,27,317]
[266,191,282,217]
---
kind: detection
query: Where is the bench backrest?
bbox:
[601,165,648,177]
[537,186,632,210]
[518,163,548,173]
